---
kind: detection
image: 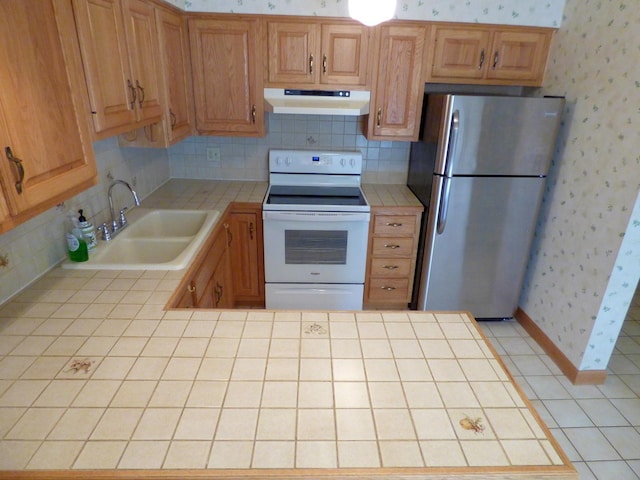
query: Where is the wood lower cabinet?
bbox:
[364,207,422,309]
[73,0,162,138]
[170,203,265,310]
[366,24,429,141]
[189,16,264,136]
[0,0,97,233]
[227,205,265,307]
[175,220,233,309]
[428,24,552,86]
[267,19,373,88]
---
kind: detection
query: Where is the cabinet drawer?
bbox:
[370,257,412,277]
[371,237,415,257]
[367,278,410,303]
[373,215,418,236]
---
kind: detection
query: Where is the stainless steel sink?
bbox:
[62,208,220,270]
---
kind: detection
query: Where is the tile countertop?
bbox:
[0,180,575,479]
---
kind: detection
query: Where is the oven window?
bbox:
[285,230,348,265]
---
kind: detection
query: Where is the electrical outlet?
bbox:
[206,147,221,163]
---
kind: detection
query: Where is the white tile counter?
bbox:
[0,180,576,479]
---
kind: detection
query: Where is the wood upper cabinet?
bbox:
[267,20,372,88]
[73,0,162,138]
[0,0,97,233]
[428,24,552,85]
[227,205,265,307]
[155,7,194,144]
[189,17,264,136]
[367,24,428,141]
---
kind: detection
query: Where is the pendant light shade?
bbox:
[348,0,397,27]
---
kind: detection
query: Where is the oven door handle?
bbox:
[263,211,370,222]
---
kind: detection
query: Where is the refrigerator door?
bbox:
[418,175,546,318]
[439,95,564,176]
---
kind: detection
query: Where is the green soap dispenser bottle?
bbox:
[67,228,88,262]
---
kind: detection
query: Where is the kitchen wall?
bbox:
[168,114,410,184]
[180,0,565,28]
[0,139,170,305]
[520,0,640,371]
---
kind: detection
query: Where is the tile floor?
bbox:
[478,286,640,479]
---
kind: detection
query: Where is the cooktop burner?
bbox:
[265,185,368,207]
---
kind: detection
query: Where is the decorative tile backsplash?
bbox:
[168,114,410,184]
[520,0,640,370]
[180,0,565,27]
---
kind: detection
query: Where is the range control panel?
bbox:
[269,149,363,175]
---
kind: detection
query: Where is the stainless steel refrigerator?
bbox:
[408,94,564,318]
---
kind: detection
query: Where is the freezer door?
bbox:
[419,176,546,318]
[442,95,564,176]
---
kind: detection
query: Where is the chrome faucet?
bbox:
[99,179,141,241]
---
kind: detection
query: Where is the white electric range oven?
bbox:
[263,149,370,310]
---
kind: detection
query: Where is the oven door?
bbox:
[263,210,370,284]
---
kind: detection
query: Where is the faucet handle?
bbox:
[98,223,111,241]
[119,208,128,228]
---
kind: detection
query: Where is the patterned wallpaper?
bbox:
[520,0,640,370]
[179,0,565,27]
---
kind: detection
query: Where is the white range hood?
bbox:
[263,88,370,116]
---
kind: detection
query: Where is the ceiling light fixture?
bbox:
[348,0,397,27]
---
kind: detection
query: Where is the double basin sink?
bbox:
[62,208,220,270]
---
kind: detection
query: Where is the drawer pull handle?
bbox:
[187,284,196,293]
[386,222,403,227]
[384,244,400,249]
[380,286,396,291]
[383,265,399,270]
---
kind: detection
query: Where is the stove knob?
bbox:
[350,158,356,167]
[285,157,292,166]
[340,158,346,167]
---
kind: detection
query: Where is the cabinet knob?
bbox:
[383,265,399,270]
[380,286,396,291]
[492,50,499,69]
[376,108,382,127]
[249,222,254,240]
[251,105,257,124]
[386,222,403,227]
[384,243,400,249]
[169,109,177,130]
[322,54,327,74]
[309,54,314,74]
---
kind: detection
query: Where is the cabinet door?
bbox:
[72,0,137,134]
[320,24,370,86]
[228,210,264,305]
[155,7,194,144]
[122,0,162,122]
[267,21,319,85]
[369,25,427,140]
[428,26,491,81]
[486,29,551,83]
[0,0,97,222]
[190,18,264,136]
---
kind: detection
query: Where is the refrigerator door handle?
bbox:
[436,110,460,234]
